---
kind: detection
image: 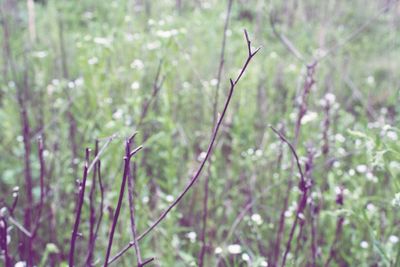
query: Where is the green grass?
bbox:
[0,0,399,266]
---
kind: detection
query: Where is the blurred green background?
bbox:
[0,0,399,266]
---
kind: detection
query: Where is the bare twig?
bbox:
[103,138,143,267]
[270,126,313,267]
[324,187,345,267]
[69,148,90,267]
[199,0,233,265]
[137,60,165,128]
[86,140,99,266]
[128,161,143,266]
[0,217,11,267]
[107,29,260,266]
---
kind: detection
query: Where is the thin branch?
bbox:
[107,29,260,266]
[0,218,11,267]
[103,138,143,267]
[86,140,99,266]
[69,148,90,267]
[137,59,165,128]
[127,161,143,266]
[199,0,233,265]
[270,126,312,267]
[270,126,305,188]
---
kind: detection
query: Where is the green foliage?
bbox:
[0,0,399,266]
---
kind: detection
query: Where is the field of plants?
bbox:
[1,0,399,266]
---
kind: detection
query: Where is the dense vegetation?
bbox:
[1,0,399,266]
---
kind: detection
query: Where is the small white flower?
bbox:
[197,152,207,161]
[166,195,174,203]
[301,111,318,125]
[335,134,346,143]
[387,131,398,141]
[130,59,144,70]
[366,203,376,213]
[94,37,112,47]
[251,213,263,225]
[324,93,336,106]
[241,253,250,261]
[227,244,242,254]
[210,79,218,86]
[131,82,140,90]
[348,169,355,176]
[75,77,84,87]
[15,262,27,267]
[360,241,369,249]
[260,260,269,267]
[32,51,48,58]
[214,246,223,254]
[366,76,375,85]
[389,235,399,244]
[186,231,197,243]
[392,193,400,207]
[142,196,149,204]
[112,109,124,120]
[255,149,263,157]
[356,165,368,173]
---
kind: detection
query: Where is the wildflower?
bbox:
[166,195,174,203]
[251,213,263,225]
[260,260,269,266]
[227,244,242,254]
[360,241,369,249]
[214,246,223,254]
[356,165,367,173]
[241,253,250,262]
[335,134,346,143]
[142,196,149,204]
[197,152,207,161]
[387,131,398,141]
[131,82,140,90]
[366,76,375,85]
[32,51,48,58]
[186,231,197,243]
[301,111,318,124]
[392,193,400,207]
[389,235,399,244]
[130,59,144,70]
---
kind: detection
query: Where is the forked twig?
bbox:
[106,29,260,265]
[103,138,143,267]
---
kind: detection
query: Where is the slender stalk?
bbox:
[127,162,143,266]
[198,1,233,265]
[86,140,99,266]
[0,218,11,267]
[103,141,143,267]
[107,30,260,265]
[69,148,90,267]
[270,127,313,267]
[324,187,345,267]
[273,62,316,265]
